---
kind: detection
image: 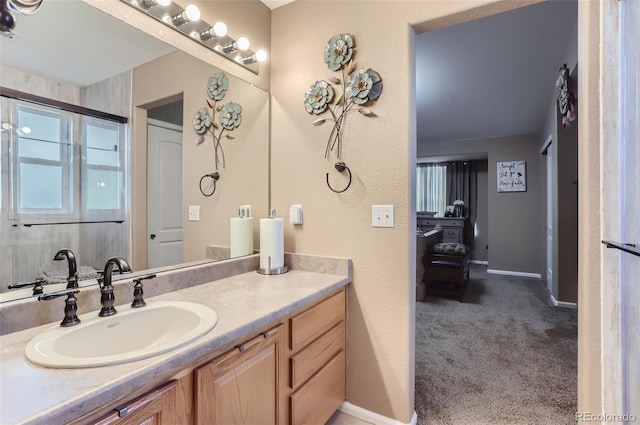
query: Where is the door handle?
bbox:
[150,234,156,240]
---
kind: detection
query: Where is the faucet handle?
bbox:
[131,274,156,308]
[8,278,45,295]
[38,289,81,327]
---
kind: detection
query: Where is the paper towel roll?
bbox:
[230,217,253,258]
[259,217,284,269]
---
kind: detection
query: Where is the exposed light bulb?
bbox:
[213,21,227,37]
[156,0,171,5]
[171,4,200,26]
[241,49,268,65]
[184,4,200,21]
[255,49,267,62]
[237,37,250,51]
[200,22,227,41]
[21,126,32,134]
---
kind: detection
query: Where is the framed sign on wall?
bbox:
[497,161,527,192]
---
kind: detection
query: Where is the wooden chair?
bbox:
[422,243,470,302]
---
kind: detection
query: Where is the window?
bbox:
[82,117,125,212]
[11,102,74,215]
[416,163,447,216]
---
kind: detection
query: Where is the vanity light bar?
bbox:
[121,0,265,74]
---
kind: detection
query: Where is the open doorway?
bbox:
[413,1,579,422]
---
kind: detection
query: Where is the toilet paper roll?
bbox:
[259,217,284,270]
[230,217,253,258]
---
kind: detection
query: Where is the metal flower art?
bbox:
[324,34,354,71]
[208,72,229,101]
[193,108,211,135]
[304,81,334,114]
[193,72,242,174]
[346,68,382,105]
[220,102,243,130]
[304,34,382,162]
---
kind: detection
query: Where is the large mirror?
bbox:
[0,0,269,302]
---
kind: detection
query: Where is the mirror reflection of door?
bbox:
[147,118,183,268]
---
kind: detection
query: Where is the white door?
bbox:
[546,141,553,294]
[147,119,183,268]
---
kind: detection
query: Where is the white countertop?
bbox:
[0,268,350,425]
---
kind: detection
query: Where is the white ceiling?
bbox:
[0,0,175,87]
[415,0,577,144]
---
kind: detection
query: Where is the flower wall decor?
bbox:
[193,71,243,196]
[556,64,576,129]
[303,33,383,193]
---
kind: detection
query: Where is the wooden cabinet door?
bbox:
[90,380,179,425]
[195,325,282,425]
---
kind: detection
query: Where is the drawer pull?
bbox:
[114,405,128,418]
[235,344,245,352]
[262,331,269,339]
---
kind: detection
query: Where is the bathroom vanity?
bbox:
[0,254,351,425]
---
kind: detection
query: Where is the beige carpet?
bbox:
[415,265,577,424]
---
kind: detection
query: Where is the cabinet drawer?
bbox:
[290,291,345,352]
[290,350,346,425]
[420,219,438,227]
[90,380,178,425]
[442,228,460,241]
[290,322,344,389]
[446,220,463,228]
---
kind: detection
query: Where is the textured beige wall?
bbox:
[271,1,542,421]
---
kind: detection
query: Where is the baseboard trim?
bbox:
[470,260,488,265]
[339,402,418,425]
[550,294,577,308]
[487,269,542,279]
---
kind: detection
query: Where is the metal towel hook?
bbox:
[326,161,352,193]
[199,172,220,197]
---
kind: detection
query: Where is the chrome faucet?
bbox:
[98,256,131,317]
[53,249,78,289]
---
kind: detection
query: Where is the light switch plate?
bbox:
[188,205,200,221]
[372,205,394,227]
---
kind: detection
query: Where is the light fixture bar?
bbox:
[121,0,262,74]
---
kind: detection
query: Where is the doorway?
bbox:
[413,1,578,422]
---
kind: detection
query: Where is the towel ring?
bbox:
[326,161,352,193]
[199,172,220,197]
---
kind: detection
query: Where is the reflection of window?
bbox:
[416,163,447,217]
[13,104,73,214]
[2,96,127,219]
[83,118,124,211]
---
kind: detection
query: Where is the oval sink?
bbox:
[25,301,217,368]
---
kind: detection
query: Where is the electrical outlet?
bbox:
[372,205,394,228]
[188,205,200,221]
